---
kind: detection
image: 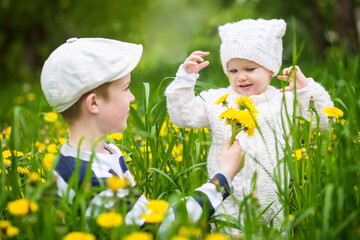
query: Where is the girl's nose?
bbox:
[239,72,247,81]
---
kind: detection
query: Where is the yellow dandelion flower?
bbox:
[236,96,259,113]
[2,150,24,159]
[28,172,40,183]
[26,92,36,101]
[47,143,58,153]
[322,107,343,119]
[108,132,123,140]
[160,122,169,137]
[292,148,307,160]
[205,233,229,240]
[178,226,202,237]
[44,112,58,122]
[173,125,181,133]
[125,155,132,162]
[215,93,229,105]
[166,166,170,172]
[289,214,295,221]
[107,176,128,192]
[5,126,11,139]
[36,141,46,152]
[3,159,11,165]
[59,138,67,145]
[7,199,30,216]
[63,232,95,240]
[141,200,169,223]
[6,226,20,237]
[237,110,257,128]
[131,104,138,110]
[219,107,240,121]
[299,120,305,125]
[245,125,255,137]
[17,167,29,175]
[354,185,358,191]
[30,202,39,212]
[175,155,183,162]
[123,232,153,240]
[336,119,345,125]
[43,153,56,171]
[172,145,182,155]
[96,212,123,228]
[0,220,11,229]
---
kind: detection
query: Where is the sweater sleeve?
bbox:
[165,66,210,129]
[295,78,334,129]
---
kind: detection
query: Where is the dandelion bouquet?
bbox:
[215,94,259,145]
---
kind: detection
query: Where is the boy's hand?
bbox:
[182,51,210,74]
[218,139,245,181]
[277,66,309,92]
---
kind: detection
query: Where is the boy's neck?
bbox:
[67,122,110,155]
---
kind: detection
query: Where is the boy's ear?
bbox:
[84,93,100,114]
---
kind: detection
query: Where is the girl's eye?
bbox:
[246,68,255,71]
[229,69,238,73]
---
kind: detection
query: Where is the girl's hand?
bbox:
[182,51,210,74]
[277,66,309,92]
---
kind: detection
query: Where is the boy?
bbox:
[40,37,244,228]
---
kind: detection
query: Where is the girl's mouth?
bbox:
[239,84,252,89]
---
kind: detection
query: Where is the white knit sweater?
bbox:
[165,66,334,227]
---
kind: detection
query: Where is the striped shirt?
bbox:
[55,141,234,227]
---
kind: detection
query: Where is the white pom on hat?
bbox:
[41,37,143,112]
[219,19,286,76]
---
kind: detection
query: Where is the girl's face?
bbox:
[227,58,273,96]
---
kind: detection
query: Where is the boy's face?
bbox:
[227,58,273,96]
[98,73,135,133]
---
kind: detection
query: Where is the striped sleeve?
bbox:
[190,171,233,220]
[159,171,233,234]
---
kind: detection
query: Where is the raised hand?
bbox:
[277,65,309,92]
[182,51,210,74]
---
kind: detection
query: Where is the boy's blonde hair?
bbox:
[60,81,112,124]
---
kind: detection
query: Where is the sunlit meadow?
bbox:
[1,43,360,239]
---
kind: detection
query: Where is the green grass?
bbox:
[1,45,360,239]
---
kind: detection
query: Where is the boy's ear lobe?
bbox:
[84,93,100,114]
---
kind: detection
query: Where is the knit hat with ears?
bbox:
[219,18,286,76]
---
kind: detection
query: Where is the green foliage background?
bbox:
[1,0,360,239]
[1,0,359,121]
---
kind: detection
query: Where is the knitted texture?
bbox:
[219,19,286,76]
[166,83,333,229]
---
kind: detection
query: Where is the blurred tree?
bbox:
[0,0,150,85]
[334,0,359,53]
[249,0,360,56]
[1,0,359,88]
